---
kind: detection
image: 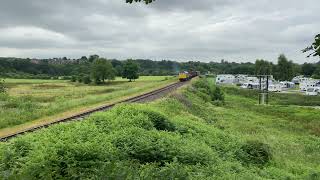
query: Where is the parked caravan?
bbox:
[234,74,248,84]
[216,74,235,85]
[269,84,282,92]
[280,81,295,89]
[241,83,260,89]
[292,76,307,84]
[306,87,320,96]
[300,79,320,91]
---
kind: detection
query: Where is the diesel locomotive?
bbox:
[178,71,200,82]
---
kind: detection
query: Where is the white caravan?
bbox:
[241,83,260,89]
[305,87,320,96]
[300,79,320,91]
[234,74,248,84]
[269,84,282,92]
[216,74,235,85]
[292,76,307,84]
[280,81,295,89]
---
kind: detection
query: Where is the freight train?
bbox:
[178,71,200,81]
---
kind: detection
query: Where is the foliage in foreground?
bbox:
[0,79,6,94]
[0,78,319,179]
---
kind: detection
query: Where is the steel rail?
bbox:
[0,81,187,142]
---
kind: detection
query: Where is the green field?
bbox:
[0,76,176,130]
[0,78,319,179]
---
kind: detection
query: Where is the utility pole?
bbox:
[257,75,271,105]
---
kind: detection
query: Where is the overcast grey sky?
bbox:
[0,0,319,63]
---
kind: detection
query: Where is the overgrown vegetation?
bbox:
[0,76,175,129]
[1,78,318,179]
[193,78,225,104]
[0,79,6,94]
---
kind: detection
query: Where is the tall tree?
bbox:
[89,55,100,63]
[122,59,139,82]
[303,34,320,57]
[275,54,294,81]
[80,56,88,61]
[91,58,116,84]
[255,59,272,75]
[301,63,316,77]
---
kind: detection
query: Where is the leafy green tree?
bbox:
[80,56,88,61]
[91,58,116,84]
[89,55,99,63]
[255,59,273,75]
[275,54,294,81]
[212,86,225,102]
[122,59,139,82]
[312,65,320,79]
[71,76,77,82]
[303,34,320,57]
[0,79,6,93]
[82,75,92,84]
[115,65,123,76]
[301,63,316,77]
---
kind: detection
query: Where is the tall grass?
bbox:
[0,76,176,129]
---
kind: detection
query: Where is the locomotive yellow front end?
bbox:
[179,72,189,81]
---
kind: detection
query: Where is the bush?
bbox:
[212,86,224,102]
[113,128,216,165]
[0,79,6,94]
[82,76,92,84]
[141,110,176,132]
[192,78,225,104]
[71,76,77,82]
[237,141,272,166]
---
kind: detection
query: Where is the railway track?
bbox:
[0,81,188,142]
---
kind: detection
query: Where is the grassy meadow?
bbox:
[0,76,176,130]
[0,78,319,179]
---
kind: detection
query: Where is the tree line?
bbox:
[255,54,320,81]
[0,54,319,82]
[73,57,140,84]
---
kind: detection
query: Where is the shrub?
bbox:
[71,76,77,82]
[212,86,224,102]
[192,78,225,104]
[113,128,216,165]
[237,141,272,166]
[141,110,176,132]
[0,79,6,94]
[82,76,92,84]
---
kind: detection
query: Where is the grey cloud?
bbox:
[0,0,319,63]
